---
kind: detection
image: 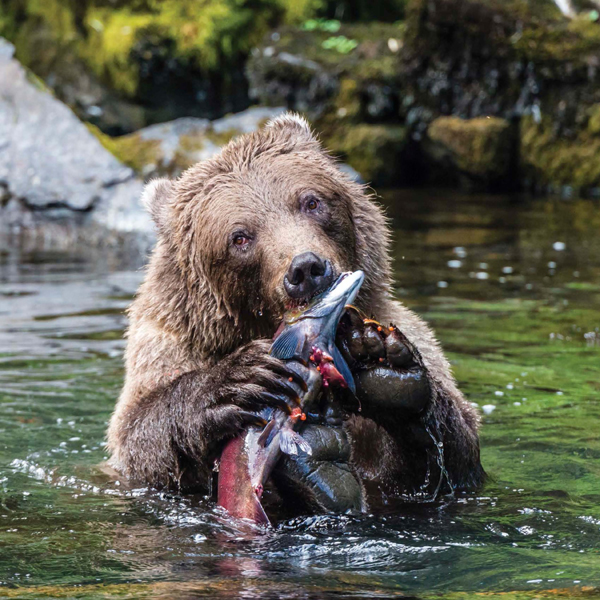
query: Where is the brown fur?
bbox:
[107,113,483,499]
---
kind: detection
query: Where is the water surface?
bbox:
[1,190,599,598]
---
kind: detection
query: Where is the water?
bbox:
[1,190,599,598]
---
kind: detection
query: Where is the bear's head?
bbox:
[142,113,391,355]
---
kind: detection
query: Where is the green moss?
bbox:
[87,123,161,174]
[204,128,240,147]
[257,22,404,73]
[406,0,600,65]
[427,116,512,180]
[520,114,600,189]
[325,123,408,185]
[333,78,362,120]
[0,0,328,103]
[587,104,600,135]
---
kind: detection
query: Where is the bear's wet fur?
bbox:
[107,113,484,504]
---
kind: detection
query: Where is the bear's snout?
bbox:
[284,252,334,301]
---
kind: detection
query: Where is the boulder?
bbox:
[325,124,409,186]
[247,0,600,193]
[424,117,515,189]
[0,38,149,240]
[520,114,600,194]
[94,107,286,179]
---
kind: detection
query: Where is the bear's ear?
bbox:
[141,178,173,232]
[265,112,316,142]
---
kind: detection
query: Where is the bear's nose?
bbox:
[284,252,334,300]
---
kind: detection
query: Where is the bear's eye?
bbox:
[232,232,251,249]
[306,197,319,211]
[301,194,321,213]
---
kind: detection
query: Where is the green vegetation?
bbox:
[7,0,600,191]
[0,0,324,102]
[87,123,162,174]
[302,18,342,32]
[321,34,358,53]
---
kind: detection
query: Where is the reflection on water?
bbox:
[1,190,599,598]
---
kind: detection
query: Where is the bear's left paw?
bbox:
[336,308,432,417]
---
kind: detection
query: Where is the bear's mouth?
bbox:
[283,271,339,311]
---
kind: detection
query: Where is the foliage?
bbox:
[321,34,358,53]
[0,0,328,101]
[302,18,341,32]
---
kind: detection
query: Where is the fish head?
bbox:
[270,271,364,361]
[300,270,365,323]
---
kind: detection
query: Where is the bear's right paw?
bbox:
[209,339,309,418]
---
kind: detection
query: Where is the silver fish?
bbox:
[218,270,364,524]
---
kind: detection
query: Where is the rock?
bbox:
[94,106,287,180]
[247,23,404,121]
[337,163,365,184]
[520,114,600,194]
[0,38,149,241]
[325,124,409,186]
[248,46,339,118]
[247,0,600,193]
[424,117,515,189]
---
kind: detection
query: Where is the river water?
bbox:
[1,190,599,599]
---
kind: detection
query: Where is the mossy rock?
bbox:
[89,124,163,177]
[424,116,514,188]
[90,106,285,179]
[405,0,600,64]
[587,104,600,135]
[247,22,405,120]
[520,114,600,192]
[325,124,409,186]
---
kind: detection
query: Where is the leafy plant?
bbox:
[322,34,358,53]
[302,18,341,32]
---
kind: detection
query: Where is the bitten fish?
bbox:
[217,270,365,525]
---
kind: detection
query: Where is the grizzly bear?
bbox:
[107,113,484,512]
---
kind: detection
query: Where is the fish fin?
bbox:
[291,430,313,455]
[257,419,277,448]
[279,429,298,455]
[280,429,312,456]
[332,344,356,394]
[270,327,304,360]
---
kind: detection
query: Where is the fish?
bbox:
[217,270,365,525]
